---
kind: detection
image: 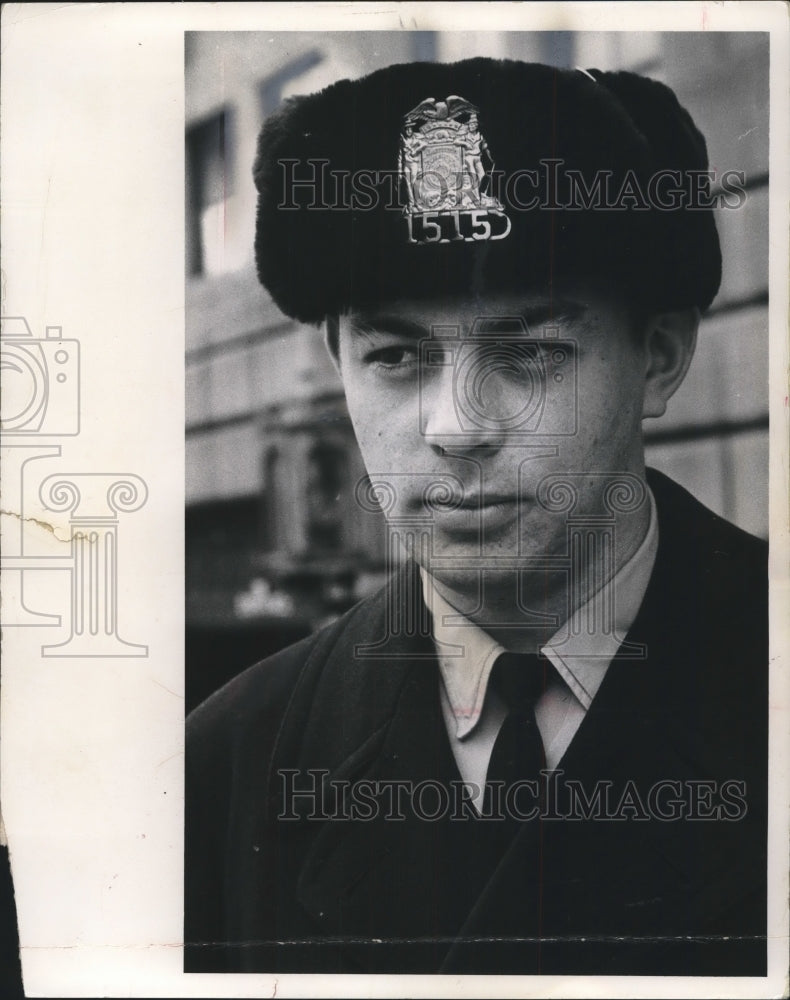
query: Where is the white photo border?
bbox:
[1,3,788,998]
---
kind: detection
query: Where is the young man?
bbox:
[185,59,767,976]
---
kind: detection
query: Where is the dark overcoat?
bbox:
[185,470,768,976]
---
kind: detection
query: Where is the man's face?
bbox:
[337,290,650,599]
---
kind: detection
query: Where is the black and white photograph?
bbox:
[2,3,788,997]
[185,21,777,980]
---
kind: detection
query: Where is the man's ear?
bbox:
[642,308,699,419]
[324,314,342,375]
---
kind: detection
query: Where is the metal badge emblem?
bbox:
[399,95,511,244]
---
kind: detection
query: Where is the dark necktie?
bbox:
[483,652,550,821]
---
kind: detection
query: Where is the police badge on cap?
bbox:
[399,95,511,245]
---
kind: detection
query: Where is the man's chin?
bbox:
[417,559,530,598]
[410,527,568,597]
[409,529,559,566]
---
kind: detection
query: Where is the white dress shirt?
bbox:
[420,488,659,812]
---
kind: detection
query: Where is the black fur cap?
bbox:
[253,58,721,324]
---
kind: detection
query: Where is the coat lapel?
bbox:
[267,561,468,969]
[294,653,468,970]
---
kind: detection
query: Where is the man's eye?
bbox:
[364,345,418,369]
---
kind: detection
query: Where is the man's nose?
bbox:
[421,365,505,456]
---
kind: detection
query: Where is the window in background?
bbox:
[259,49,325,115]
[186,108,250,277]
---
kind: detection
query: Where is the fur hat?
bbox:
[253,58,721,324]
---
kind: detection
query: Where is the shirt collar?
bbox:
[421,486,659,739]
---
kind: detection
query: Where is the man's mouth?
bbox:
[453,493,520,510]
[407,489,524,535]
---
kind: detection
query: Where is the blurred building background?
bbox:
[185,30,769,709]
